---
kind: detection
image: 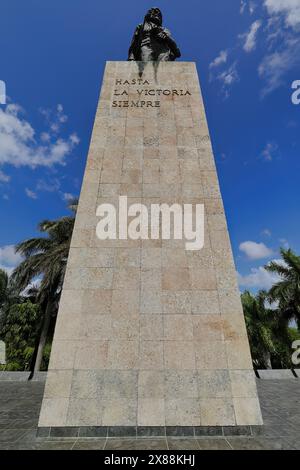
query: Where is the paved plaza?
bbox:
[0,378,299,450]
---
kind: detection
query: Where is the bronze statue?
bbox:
[128,8,181,62]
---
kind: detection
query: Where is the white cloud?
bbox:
[265,0,300,30]
[238,257,286,290]
[238,266,280,289]
[242,20,262,52]
[0,170,10,183]
[218,62,240,87]
[262,228,272,237]
[0,103,79,171]
[25,188,38,199]
[240,1,247,14]
[0,245,23,275]
[240,1,257,15]
[258,36,300,95]
[239,241,274,260]
[36,178,60,193]
[261,141,278,161]
[249,1,257,15]
[209,50,228,69]
[279,238,289,249]
[62,192,75,202]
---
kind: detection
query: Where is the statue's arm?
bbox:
[158,28,181,60]
[128,24,142,61]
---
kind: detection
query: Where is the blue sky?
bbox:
[0,0,299,292]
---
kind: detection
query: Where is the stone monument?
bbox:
[38,9,262,436]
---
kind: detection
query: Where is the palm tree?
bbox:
[0,269,19,321]
[11,202,77,376]
[265,248,300,329]
[241,290,276,369]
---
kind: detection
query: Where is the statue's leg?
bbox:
[141,45,154,62]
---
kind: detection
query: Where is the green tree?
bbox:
[265,248,300,329]
[12,203,76,376]
[241,290,276,369]
[0,269,19,318]
[0,301,41,370]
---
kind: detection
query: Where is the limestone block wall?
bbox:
[38,61,263,428]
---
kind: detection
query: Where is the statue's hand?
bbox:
[157,30,168,40]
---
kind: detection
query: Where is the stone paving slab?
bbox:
[0,379,299,449]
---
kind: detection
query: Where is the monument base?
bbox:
[38,61,263,429]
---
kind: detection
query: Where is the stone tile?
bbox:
[164,315,193,340]
[67,399,100,426]
[141,248,161,268]
[73,439,106,450]
[230,370,258,398]
[140,289,162,314]
[191,291,220,315]
[0,429,29,443]
[68,247,115,268]
[140,315,164,340]
[198,370,232,398]
[74,341,108,370]
[138,399,165,426]
[82,289,112,315]
[162,268,190,290]
[102,399,137,426]
[58,289,83,315]
[101,370,138,398]
[195,340,227,370]
[111,314,139,340]
[38,398,69,427]
[104,438,168,450]
[138,370,165,398]
[227,437,291,450]
[233,398,263,426]
[139,341,164,369]
[113,267,140,290]
[165,399,200,426]
[167,438,199,450]
[164,341,196,369]
[190,267,217,290]
[222,314,248,340]
[80,314,112,340]
[44,370,73,399]
[115,248,141,268]
[71,370,99,399]
[111,289,139,316]
[161,249,187,267]
[162,291,191,314]
[226,339,253,369]
[54,313,81,341]
[141,269,162,290]
[107,340,139,369]
[200,398,235,426]
[192,315,224,342]
[165,371,198,398]
[196,438,231,450]
[35,440,76,450]
[98,183,120,197]
[219,289,244,315]
[48,340,76,370]
[78,426,108,437]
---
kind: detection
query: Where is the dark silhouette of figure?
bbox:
[128,8,181,62]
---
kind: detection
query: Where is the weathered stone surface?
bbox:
[38,61,262,428]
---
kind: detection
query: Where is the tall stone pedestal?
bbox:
[38,61,262,435]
